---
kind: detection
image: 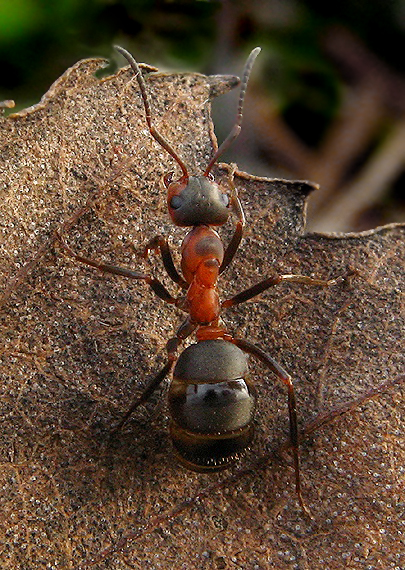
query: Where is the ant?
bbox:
[58,46,348,515]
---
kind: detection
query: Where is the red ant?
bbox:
[58,46,347,515]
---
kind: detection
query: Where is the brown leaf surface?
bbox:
[0,57,404,570]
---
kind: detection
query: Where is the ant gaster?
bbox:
[59,46,346,515]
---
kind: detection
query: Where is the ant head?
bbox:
[165,172,231,227]
[115,46,260,227]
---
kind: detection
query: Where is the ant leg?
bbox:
[141,235,188,289]
[220,174,246,274]
[57,234,179,306]
[302,374,405,439]
[222,273,347,308]
[232,337,310,516]
[113,360,172,432]
[114,318,197,431]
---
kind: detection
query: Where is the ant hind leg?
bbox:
[113,318,197,431]
[232,337,312,517]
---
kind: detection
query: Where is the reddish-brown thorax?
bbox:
[180,225,224,325]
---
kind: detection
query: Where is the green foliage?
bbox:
[0,0,43,41]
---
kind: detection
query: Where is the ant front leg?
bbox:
[141,235,188,290]
[220,171,246,275]
[56,233,181,306]
[232,337,310,516]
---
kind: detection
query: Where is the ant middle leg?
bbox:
[56,233,181,305]
[222,272,346,308]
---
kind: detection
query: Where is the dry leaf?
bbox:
[0,55,404,569]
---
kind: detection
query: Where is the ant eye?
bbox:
[164,172,175,188]
[170,195,182,209]
[221,194,229,207]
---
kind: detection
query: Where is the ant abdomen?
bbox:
[168,340,256,471]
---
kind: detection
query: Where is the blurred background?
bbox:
[1,0,404,232]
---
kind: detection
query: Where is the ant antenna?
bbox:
[204,47,261,176]
[115,46,189,179]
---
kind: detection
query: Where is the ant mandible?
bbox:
[59,46,346,515]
